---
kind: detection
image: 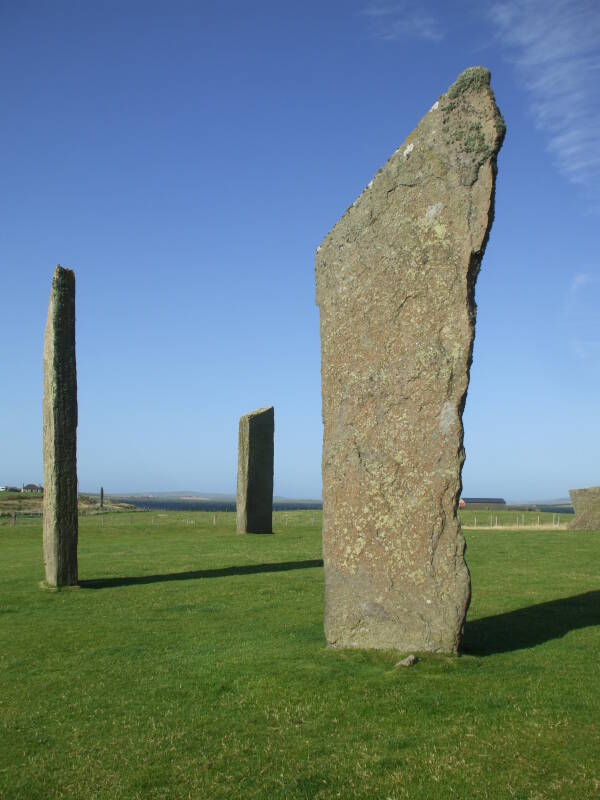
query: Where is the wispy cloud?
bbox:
[361,2,444,43]
[564,272,600,362]
[490,0,600,191]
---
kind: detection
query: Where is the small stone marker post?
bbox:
[315,68,505,653]
[42,266,79,587]
[569,487,600,530]
[236,407,274,534]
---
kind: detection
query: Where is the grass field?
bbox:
[459,508,570,529]
[1,511,599,799]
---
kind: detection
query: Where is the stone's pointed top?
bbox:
[317,66,504,252]
[317,67,506,257]
[244,406,274,419]
[53,265,76,284]
[446,66,491,98]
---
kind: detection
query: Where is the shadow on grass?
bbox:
[463,590,600,655]
[80,559,324,590]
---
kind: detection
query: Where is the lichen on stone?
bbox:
[315,67,505,654]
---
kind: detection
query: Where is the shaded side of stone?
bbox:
[569,487,600,531]
[315,67,505,653]
[236,407,274,533]
[43,266,78,587]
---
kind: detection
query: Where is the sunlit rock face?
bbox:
[315,68,505,653]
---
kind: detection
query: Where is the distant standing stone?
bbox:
[569,487,600,531]
[236,407,274,534]
[315,68,505,653]
[43,266,78,587]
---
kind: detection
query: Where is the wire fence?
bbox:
[0,507,574,532]
[458,509,569,529]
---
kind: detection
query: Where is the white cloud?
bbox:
[362,2,444,42]
[564,271,600,361]
[490,0,600,190]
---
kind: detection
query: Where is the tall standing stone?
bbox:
[236,407,274,534]
[569,487,600,531]
[43,266,78,587]
[315,68,505,653]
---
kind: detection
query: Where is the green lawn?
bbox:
[1,512,598,799]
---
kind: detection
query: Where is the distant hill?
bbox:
[530,498,572,506]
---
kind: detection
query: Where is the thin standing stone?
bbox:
[43,266,78,587]
[315,68,505,652]
[236,407,274,534]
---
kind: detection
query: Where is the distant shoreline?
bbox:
[113,496,323,513]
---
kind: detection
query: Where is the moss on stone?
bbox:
[446,67,491,101]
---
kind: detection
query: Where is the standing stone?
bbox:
[100,486,104,509]
[236,407,274,534]
[315,68,505,653]
[43,266,78,587]
[569,487,600,531]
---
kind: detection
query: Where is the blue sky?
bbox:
[1,0,598,501]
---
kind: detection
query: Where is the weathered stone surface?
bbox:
[315,68,505,653]
[43,266,78,587]
[236,407,274,534]
[569,487,600,531]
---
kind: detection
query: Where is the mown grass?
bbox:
[1,512,599,799]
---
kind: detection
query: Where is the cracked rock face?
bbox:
[43,266,79,587]
[236,407,274,534]
[315,68,505,653]
[569,487,600,531]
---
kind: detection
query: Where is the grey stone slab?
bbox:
[236,407,274,534]
[315,68,505,652]
[569,487,600,531]
[43,266,78,587]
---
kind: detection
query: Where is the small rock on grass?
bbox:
[395,654,419,668]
